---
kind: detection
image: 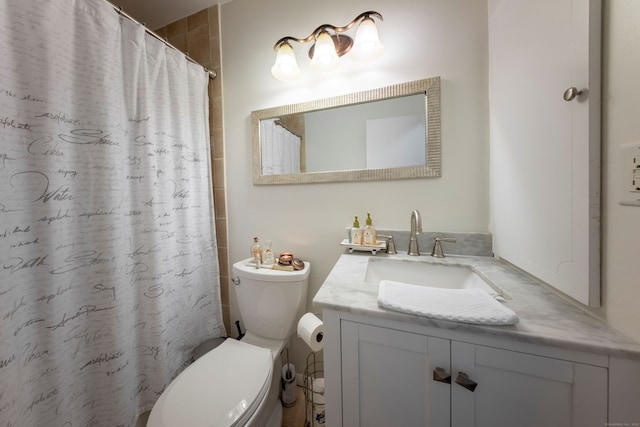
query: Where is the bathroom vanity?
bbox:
[313,253,640,427]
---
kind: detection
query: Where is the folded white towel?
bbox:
[378,280,518,325]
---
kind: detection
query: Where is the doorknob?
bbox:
[455,371,478,392]
[433,367,451,384]
[563,87,584,101]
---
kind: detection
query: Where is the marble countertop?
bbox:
[313,252,640,359]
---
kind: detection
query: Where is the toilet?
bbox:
[148,258,310,427]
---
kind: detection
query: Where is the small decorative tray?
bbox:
[340,239,386,255]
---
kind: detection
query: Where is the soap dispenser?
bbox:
[363,212,377,246]
[350,215,362,245]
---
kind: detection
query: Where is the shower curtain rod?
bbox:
[106,1,217,79]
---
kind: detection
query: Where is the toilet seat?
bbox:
[148,338,273,427]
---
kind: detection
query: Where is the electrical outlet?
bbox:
[619,142,640,206]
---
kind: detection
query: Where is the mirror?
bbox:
[251,77,441,185]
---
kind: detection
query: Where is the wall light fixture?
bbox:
[271,11,384,81]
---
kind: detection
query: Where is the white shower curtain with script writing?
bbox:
[0,0,225,425]
[260,119,301,175]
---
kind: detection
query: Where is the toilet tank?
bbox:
[232,258,310,340]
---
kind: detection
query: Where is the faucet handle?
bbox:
[378,234,397,254]
[431,237,457,258]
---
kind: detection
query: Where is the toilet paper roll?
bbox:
[312,378,325,394]
[297,313,324,352]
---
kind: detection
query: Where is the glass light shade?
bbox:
[271,43,301,81]
[310,31,340,72]
[351,17,384,61]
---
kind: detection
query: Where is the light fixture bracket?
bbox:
[271,11,383,80]
[273,11,382,51]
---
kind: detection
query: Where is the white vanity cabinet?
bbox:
[335,316,608,427]
[315,254,640,427]
[451,341,606,427]
[340,321,451,426]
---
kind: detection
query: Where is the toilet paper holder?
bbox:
[297,312,324,352]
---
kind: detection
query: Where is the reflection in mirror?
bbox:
[252,77,440,185]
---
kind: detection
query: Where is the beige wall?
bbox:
[220,0,490,369]
[601,1,640,343]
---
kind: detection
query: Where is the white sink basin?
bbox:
[365,258,504,298]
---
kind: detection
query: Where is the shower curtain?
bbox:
[260,119,301,175]
[0,0,225,425]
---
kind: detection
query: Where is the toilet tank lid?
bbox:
[148,339,272,427]
[233,258,311,281]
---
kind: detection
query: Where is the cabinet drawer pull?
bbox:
[432,367,451,384]
[455,371,478,392]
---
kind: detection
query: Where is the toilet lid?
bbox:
[148,338,273,427]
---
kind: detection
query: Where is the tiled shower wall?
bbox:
[156,6,231,335]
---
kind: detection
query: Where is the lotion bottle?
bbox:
[363,212,377,246]
[350,215,362,245]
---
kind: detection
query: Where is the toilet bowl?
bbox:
[148,258,310,427]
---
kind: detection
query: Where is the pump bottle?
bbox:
[350,215,362,245]
[363,212,377,246]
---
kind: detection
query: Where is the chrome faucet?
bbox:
[408,210,422,255]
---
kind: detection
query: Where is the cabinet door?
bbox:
[341,321,451,427]
[451,341,607,427]
[489,0,601,306]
